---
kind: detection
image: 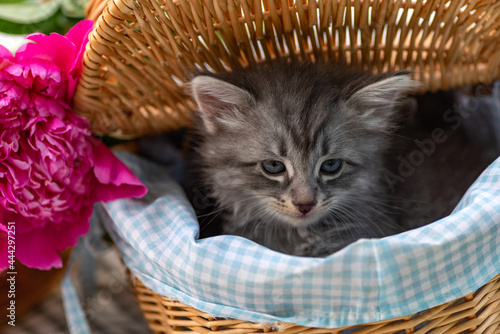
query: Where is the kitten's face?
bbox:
[205,100,371,228]
[189,63,418,228]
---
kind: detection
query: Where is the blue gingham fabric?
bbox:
[62,275,92,334]
[96,150,500,329]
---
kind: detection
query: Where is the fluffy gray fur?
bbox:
[188,62,422,256]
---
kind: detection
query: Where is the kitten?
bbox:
[186,62,497,257]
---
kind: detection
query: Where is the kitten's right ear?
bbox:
[346,74,421,131]
[188,76,255,134]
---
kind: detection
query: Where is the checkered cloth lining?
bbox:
[94,149,500,329]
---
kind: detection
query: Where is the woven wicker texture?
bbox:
[76,0,500,138]
[130,274,500,334]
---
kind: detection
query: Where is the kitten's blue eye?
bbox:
[262,160,286,174]
[320,159,342,174]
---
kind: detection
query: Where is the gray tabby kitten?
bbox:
[187,62,494,256]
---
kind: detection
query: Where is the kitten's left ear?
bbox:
[188,75,256,134]
[347,73,421,130]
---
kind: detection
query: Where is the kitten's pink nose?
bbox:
[294,202,316,215]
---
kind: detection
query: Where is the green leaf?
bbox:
[61,0,88,18]
[0,1,60,24]
[0,0,88,35]
[0,10,80,35]
[0,0,40,4]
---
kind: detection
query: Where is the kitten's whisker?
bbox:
[332,201,403,236]
[196,197,261,218]
[321,211,357,250]
[243,204,276,238]
[199,210,224,234]
[198,197,264,234]
[338,196,401,215]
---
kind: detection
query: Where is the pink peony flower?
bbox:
[0,20,148,270]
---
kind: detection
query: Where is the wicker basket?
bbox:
[130,275,500,334]
[78,0,500,333]
[76,0,500,138]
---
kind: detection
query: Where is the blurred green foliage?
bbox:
[0,0,89,35]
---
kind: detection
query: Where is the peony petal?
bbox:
[0,45,13,61]
[0,82,28,110]
[17,33,76,75]
[33,94,67,119]
[0,177,20,204]
[65,20,93,100]
[15,205,91,270]
[65,20,93,74]
[91,140,148,202]
[0,158,31,188]
[0,206,33,234]
[0,46,14,74]
[15,226,63,270]
[65,20,93,49]
[8,157,30,171]
[29,62,61,83]
[5,63,22,77]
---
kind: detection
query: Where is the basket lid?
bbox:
[74,0,500,138]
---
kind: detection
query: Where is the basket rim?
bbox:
[130,273,500,333]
